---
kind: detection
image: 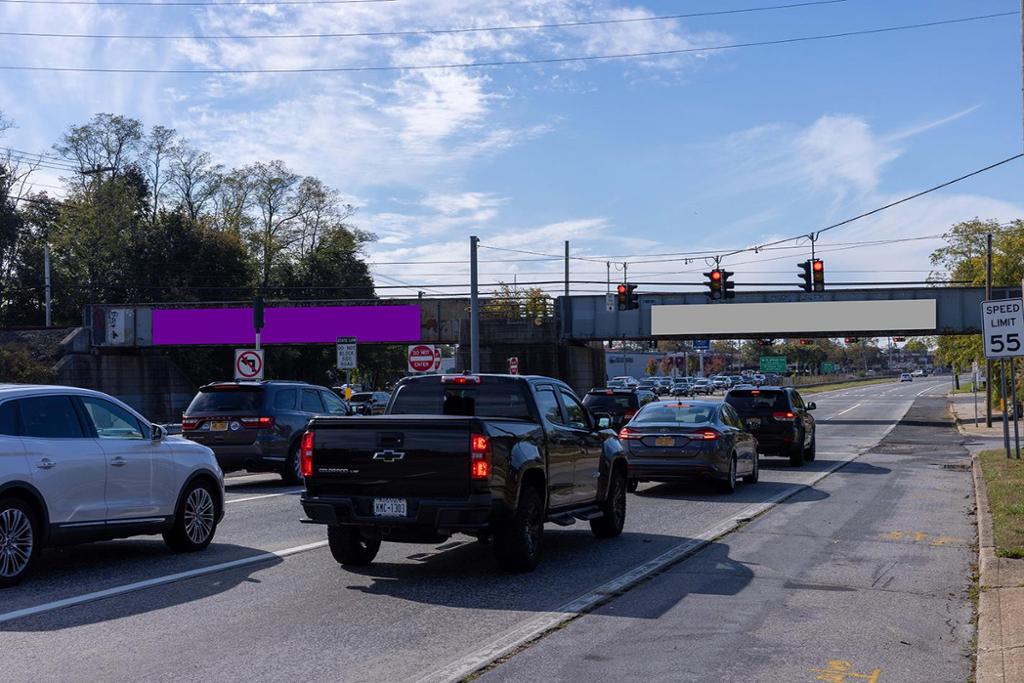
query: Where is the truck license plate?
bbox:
[655,436,675,447]
[373,498,407,517]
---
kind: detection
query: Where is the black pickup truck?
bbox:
[299,374,629,572]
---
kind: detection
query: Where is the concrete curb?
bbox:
[972,454,1024,682]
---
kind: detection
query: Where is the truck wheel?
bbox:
[626,479,639,494]
[327,526,381,566]
[280,442,303,485]
[494,486,544,572]
[591,468,626,539]
[0,497,39,588]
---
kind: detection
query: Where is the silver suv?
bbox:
[0,385,225,587]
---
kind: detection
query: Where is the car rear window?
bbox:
[187,388,264,412]
[583,393,638,412]
[389,382,533,420]
[634,403,715,424]
[350,393,372,402]
[725,390,789,411]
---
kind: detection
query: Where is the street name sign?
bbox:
[336,336,357,370]
[981,299,1024,359]
[692,339,710,351]
[234,349,264,381]
[759,356,786,373]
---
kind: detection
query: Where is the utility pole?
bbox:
[563,240,570,297]
[470,235,480,373]
[43,243,51,327]
[987,233,994,427]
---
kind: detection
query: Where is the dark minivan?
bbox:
[182,380,351,482]
[723,386,816,467]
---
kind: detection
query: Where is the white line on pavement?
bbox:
[418,439,907,682]
[0,541,329,626]
[226,489,303,504]
[825,403,862,420]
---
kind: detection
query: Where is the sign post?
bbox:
[234,349,265,381]
[408,344,437,373]
[336,336,357,398]
[981,299,1024,458]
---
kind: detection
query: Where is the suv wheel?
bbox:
[805,434,816,462]
[0,497,38,588]
[591,468,626,538]
[788,435,806,467]
[494,486,544,572]
[164,481,219,552]
[281,441,303,485]
[327,526,381,566]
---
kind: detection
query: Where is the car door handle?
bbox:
[36,458,56,470]
[110,457,127,467]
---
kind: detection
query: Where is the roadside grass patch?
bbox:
[978,449,1024,558]
[799,378,895,394]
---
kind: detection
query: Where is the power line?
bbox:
[0,12,1013,74]
[0,0,850,40]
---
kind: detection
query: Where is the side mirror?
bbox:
[807,402,816,411]
[152,424,167,441]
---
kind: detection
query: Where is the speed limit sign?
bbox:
[981,299,1024,359]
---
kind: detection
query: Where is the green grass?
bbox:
[798,377,897,394]
[979,449,1024,558]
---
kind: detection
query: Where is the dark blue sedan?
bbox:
[620,400,759,494]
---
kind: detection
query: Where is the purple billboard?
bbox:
[152,305,421,346]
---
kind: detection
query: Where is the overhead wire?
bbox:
[0,12,1013,74]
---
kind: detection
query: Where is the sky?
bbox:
[1,0,1022,298]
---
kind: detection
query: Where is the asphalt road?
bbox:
[0,377,958,682]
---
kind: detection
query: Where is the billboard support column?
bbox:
[470,236,480,373]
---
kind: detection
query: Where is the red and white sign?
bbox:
[408,344,437,373]
[234,349,265,380]
[433,348,442,372]
[508,356,519,375]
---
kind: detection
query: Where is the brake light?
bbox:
[299,431,314,478]
[772,411,796,421]
[470,433,491,479]
[239,416,275,429]
[697,429,719,440]
[618,427,640,440]
[443,375,482,385]
[181,417,200,431]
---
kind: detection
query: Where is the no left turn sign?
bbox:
[235,349,265,380]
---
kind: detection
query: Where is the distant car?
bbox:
[732,383,755,390]
[711,376,731,390]
[183,380,351,483]
[752,374,766,385]
[583,388,657,430]
[607,379,627,389]
[671,380,694,397]
[348,391,391,416]
[611,376,639,389]
[0,385,225,587]
[620,400,759,494]
[637,380,659,394]
[724,386,816,467]
[691,379,714,395]
[900,373,914,382]
[911,369,925,377]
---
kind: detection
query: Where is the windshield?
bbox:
[725,390,788,411]
[350,393,373,402]
[389,382,533,420]
[583,393,637,412]
[634,403,715,424]
[187,388,264,413]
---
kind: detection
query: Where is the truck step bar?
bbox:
[548,506,603,526]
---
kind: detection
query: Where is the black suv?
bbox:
[582,388,658,431]
[723,386,816,466]
[182,380,351,483]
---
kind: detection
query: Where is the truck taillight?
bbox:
[470,433,491,480]
[300,431,314,478]
[239,416,275,429]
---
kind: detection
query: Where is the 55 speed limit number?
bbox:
[981,299,1024,359]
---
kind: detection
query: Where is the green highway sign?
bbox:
[759,356,787,373]
[821,362,837,374]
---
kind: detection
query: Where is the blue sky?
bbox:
[1,0,1021,295]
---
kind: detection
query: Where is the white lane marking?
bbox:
[226,489,303,504]
[0,541,329,626]
[225,473,281,485]
[823,403,861,420]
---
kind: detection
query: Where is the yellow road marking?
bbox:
[810,659,881,682]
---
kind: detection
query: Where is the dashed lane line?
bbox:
[226,489,303,504]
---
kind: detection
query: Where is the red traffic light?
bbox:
[812,260,824,272]
[711,270,722,281]
[617,284,627,294]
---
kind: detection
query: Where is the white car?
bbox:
[900,373,913,382]
[0,385,224,587]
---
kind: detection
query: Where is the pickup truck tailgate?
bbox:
[308,417,473,498]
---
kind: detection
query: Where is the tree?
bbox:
[644,357,657,376]
[141,125,178,223]
[0,345,55,383]
[53,113,142,182]
[170,143,220,224]
[483,283,552,319]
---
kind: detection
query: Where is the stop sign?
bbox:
[408,344,436,373]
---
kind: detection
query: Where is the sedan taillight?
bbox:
[181,417,200,431]
[299,431,314,478]
[618,427,641,440]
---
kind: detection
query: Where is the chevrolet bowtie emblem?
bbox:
[373,449,406,462]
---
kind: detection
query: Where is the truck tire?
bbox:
[591,468,626,539]
[327,526,381,566]
[494,486,544,572]
[626,479,639,493]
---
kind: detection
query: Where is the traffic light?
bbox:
[616,284,639,310]
[253,294,265,332]
[799,339,812,346]
[757,338,774,347]
[844,337,860,344]
[893,336,906,343]
[705,269,733,300]
[811,259,825,292]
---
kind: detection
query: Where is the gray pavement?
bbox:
[482,389,975,683]
[0,378,955,682]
